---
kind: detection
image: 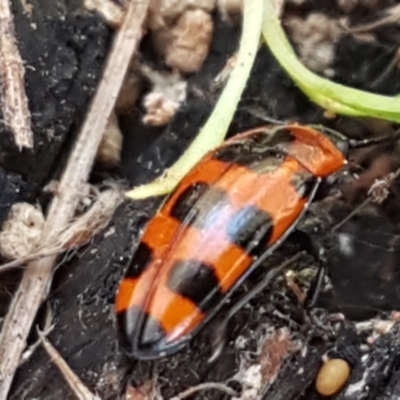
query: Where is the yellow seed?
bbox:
[315,358,351,396]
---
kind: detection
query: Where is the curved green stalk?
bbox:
[126,0,264,200]
[263,0,400,122]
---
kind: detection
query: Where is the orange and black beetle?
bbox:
[115,123,394,360]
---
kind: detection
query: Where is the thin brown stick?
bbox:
[0,1,149,398]
[38,329,101,400]
[0,0,33,149]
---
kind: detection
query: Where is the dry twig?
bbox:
[0,188,123,274]
[19,303,54,366]
[0,0,33,149]
[171,382,239,399]
[38,329,101,400]
[0,1,150,398]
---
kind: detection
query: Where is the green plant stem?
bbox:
[263,0,400,122]
[126,0,264,200]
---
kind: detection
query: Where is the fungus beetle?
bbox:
[115,123,397,360]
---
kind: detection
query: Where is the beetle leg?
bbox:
[348,129,400,149]
[240,106,287,126]
[207,252,303,364]
[207,230,329,363]
[287,229,324,260]
[287,229,329,307]
[305,263,327,308]
[207,318,229,365]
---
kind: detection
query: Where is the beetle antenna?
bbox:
[242,106,287,125]
[348,128,400,149]
[309,125,348,141]
[310,124,400,150]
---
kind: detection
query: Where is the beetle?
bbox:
[115,123,397,360]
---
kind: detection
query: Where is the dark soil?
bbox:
[2,0,400,399]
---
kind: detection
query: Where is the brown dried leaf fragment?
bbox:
[285,271,307,304]
[0,0,33,149]
[231,329,295,400]
[258,328,293,386]
[124,380,159,400]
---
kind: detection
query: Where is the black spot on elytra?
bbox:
[263,128,296,147]
[227,205,273,255]
[167,260,223,311]
[117,305,167,359]
[213,128,296,167]
[125,242,153,279]
[291,171,318,199]
[170,183,231,230]
[213,138,286,171]
[170,182,209,223]
[140,314,166,349]
[116,305,143,352]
